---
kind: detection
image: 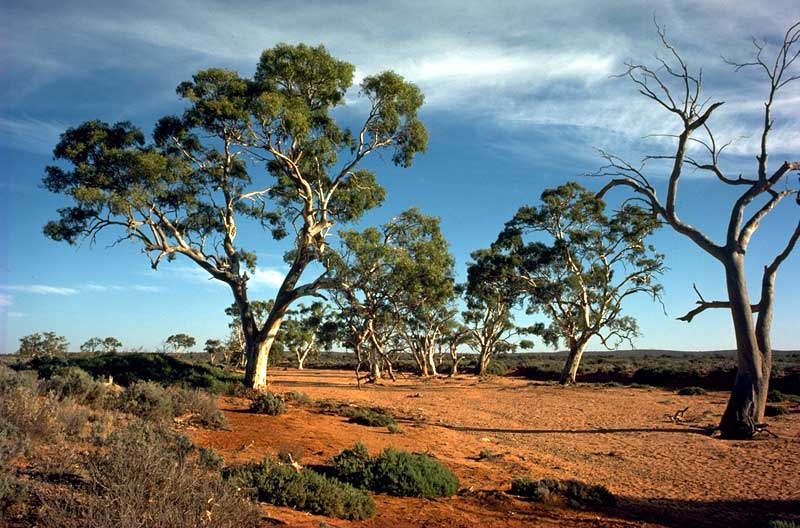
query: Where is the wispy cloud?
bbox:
[0,116,65,155]
[0,294,11,307]
[250,267,286,289]
[2,284,79,295]
[82,282,163,293]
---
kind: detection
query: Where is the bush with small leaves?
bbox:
[116,381,175,421]
[387,423,404,434]
[199,447,224,472]
[170,388,227,429]
[765,521,799,528]
[767,390,800,403]
[677,386,707,396]
[249,392,286,415]
[331,443,459,498]
[510,478,616,508]
[284,390,314,405]
[224,457,375,520]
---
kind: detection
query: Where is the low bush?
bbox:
[43,367,108,406]
[387,423,404,434]
[765,520,799,528]
[510,478,616,508]
[284,390,313,405]
[249,392,286,415]
[331,443,459,498]
[199,447,224,472]
[116,382,226,428]
[481,360,508,376]
[225,457,375,520]
[345,407,396,428]
[765,405,789,417]
[478,449,503,460]
[38,422,260,528]
[677,386,707,396]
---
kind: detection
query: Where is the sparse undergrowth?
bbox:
[331,442,459,498]
[510,478,616,508]
[764,405,789,417]
[117,381,227,428]
[224,456,375,520]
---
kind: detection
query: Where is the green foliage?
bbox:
[225,456,375,520]
[765,521,800,528]
[199,447,224,472]
[510,477,616,508]
[17,332,68,359]
[677,386,707,396]
[80,337,122,354]
[39,422,260,528]
[249,392,286,415]
[387,423,404,434]
[284,390,313,405]
[768,390,800,403]
[25,352,240,392]
[331,443,459,498]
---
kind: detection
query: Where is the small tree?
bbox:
[165,333,196,354]
[102,337,122,353]
[495,183,664,385]
[18,332,69,358]
[462,249,540,376]
[80,337,104,354]
[281,302,337,369]
[597,23,799,437]
[204,338,225,364]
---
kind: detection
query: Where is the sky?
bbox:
[1,0,798,353]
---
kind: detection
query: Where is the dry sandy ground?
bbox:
[190,370,800,527]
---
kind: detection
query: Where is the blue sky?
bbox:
[1,0,798,353]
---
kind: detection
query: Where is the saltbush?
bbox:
[767,390,800,403]
[225,457,375,520]
[331,443,459,498]
[345,407,396,428]
[510,477,616,507]
[43,367,108,405]
[249,392,287,415]
[677,386,707,396]
[115,382,226,428]
[765,405,789,417]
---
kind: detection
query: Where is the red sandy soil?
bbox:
[189,370,800,528]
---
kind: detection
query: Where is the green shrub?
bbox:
[116,382,226,428]
[510,478,616,507]
[765,405,789,417]
[0,463,27,516]
[38,422,260,528]
[387,423,404,434]
[478,449,502,460]
[331,443,459,498]
[767,390,800,403]
[481,360,508,376]
[249,392,286,415]
[345,407,396,427]
[225,457,375,520]
[677,386,707,396]
[284,390,313,405]
[199,447,224,472]
[116,381,175,421]
[43,367,108,406]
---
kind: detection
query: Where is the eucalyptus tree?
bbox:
[165,333,196,353]
[462,250,540,376]
[437,318,473,377]
[18,332,69,358]
[596,24,799,438]
[386,210,456,377]
[280,302,338,369]
[102,337,123,353]
[496,183,664,385]
[80,337,104,354]
[43,44,427,389]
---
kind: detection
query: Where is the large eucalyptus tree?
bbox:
[597,23,799,438]
[43,44,427,389]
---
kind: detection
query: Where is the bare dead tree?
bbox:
[598,22,800,439]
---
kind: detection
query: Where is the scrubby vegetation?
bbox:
[224,456,375,520]
[510,477,616,508]
[331,442,459,498]
[677,386,707,396]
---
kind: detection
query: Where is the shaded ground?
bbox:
[190,369,800,527]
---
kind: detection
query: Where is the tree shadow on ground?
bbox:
[612,496,800,528]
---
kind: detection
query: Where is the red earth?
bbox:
[189,369,800,527]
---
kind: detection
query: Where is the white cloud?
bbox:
[0,294,11,307]
[131,285,162,293]
[250,267,286,289]
[2,284,79,295]
[0,116,66,155]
